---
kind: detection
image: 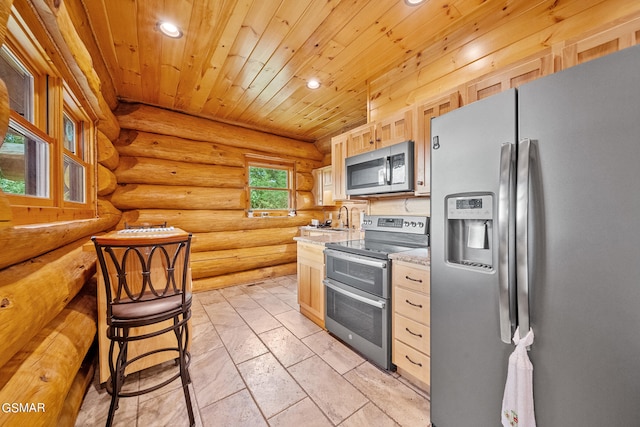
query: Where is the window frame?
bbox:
[245,155,296,216]
[0,8,96,224]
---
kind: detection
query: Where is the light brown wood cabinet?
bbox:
[312,165,334,206]
[466,53,554,103]
[331,133,348,201]
[392,260,430,391]
[414,91,460,195]
[297,241,326,328]
[346,110,413,158]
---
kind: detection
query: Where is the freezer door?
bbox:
[430,89,517,426]
[518,44,640,425]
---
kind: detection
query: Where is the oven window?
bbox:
[325,253,386,297]
[333,258,377,283]
[326,286,382,347]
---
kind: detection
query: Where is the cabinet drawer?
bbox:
[393,262,429,293]
[394,314,430,354]
[395,287,430,323]
[393,340,430,384]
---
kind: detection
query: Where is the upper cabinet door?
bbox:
[375,109,413,149]
[415,91,460,196]
[346,123,376,157]
[331,133,348,201]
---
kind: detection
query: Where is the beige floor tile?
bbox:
[137,360,184,403]
[344,362,430,426]
[275,309,322,339]
[234,304,282,334]
[190,300,212,326]
[194,289,225,306]
[137,385,201,427]
[219,286,246,298]
[288,355,369,425]
[190,347,245,408]
[267,397,333,427]
[216,323,268,364]
[225,292,261,309]
[340,402,400,427]
[302,330,366,375]
[252,292,294,316]
[258,326,315,368]
[190,319,224,356]
[75,375,139,427]
[202,300,245,329]
[237,352,306,418]
[199,389,267,427]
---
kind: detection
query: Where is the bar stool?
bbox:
[92,232,195,426]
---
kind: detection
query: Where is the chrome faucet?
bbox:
[338,206,349,229]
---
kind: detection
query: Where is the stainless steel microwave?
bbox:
[345,140,414,196]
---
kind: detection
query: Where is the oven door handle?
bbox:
[324,249,388,269]
[324,280,386,309]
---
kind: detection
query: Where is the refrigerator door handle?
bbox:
[516,138,532,339]
[498,142,515,343]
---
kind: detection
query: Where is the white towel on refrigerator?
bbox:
[501,327,536,427]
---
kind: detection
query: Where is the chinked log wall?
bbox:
[112,103,329,291]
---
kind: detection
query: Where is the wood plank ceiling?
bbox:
[79,0,487,142]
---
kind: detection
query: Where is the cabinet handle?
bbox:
[369,139,374,145]
[417,180,424,185]
[405,355,423,367]
[405,275,422,283]
[405,327,423,338]
[405,299,423,308]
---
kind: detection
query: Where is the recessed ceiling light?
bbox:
[158,21,183,38]
[307,79,321,89]
[404,0,425,5]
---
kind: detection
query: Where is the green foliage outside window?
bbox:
[0,131,26,195]
[249,166,290,210]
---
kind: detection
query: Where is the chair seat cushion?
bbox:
[112,292,192,321]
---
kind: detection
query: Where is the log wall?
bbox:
[0,1,121,425]
[112,104,332,291]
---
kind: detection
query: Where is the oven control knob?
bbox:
[418,222,425,228]
[410,221,417,227]
[404,221,409,227]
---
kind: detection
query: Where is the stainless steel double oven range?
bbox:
[323,215,429,370]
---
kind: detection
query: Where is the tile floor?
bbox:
[75,275,431,426]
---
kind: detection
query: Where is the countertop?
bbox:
[294,227,430,267]
[389,247,430,267]
[293,229,361,246]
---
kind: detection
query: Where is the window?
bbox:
[246,157,295,214]
[0,8,95,224]
[62,107,88,203]
[0,117,50,197]
[0,46,33,121]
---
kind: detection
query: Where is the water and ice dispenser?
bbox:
[446,194,494,270]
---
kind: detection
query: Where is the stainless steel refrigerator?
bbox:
[430,45,640,426]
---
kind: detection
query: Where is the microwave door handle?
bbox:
[498,142,515,344]
[385,156,391,185]
[324,280,386,309]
